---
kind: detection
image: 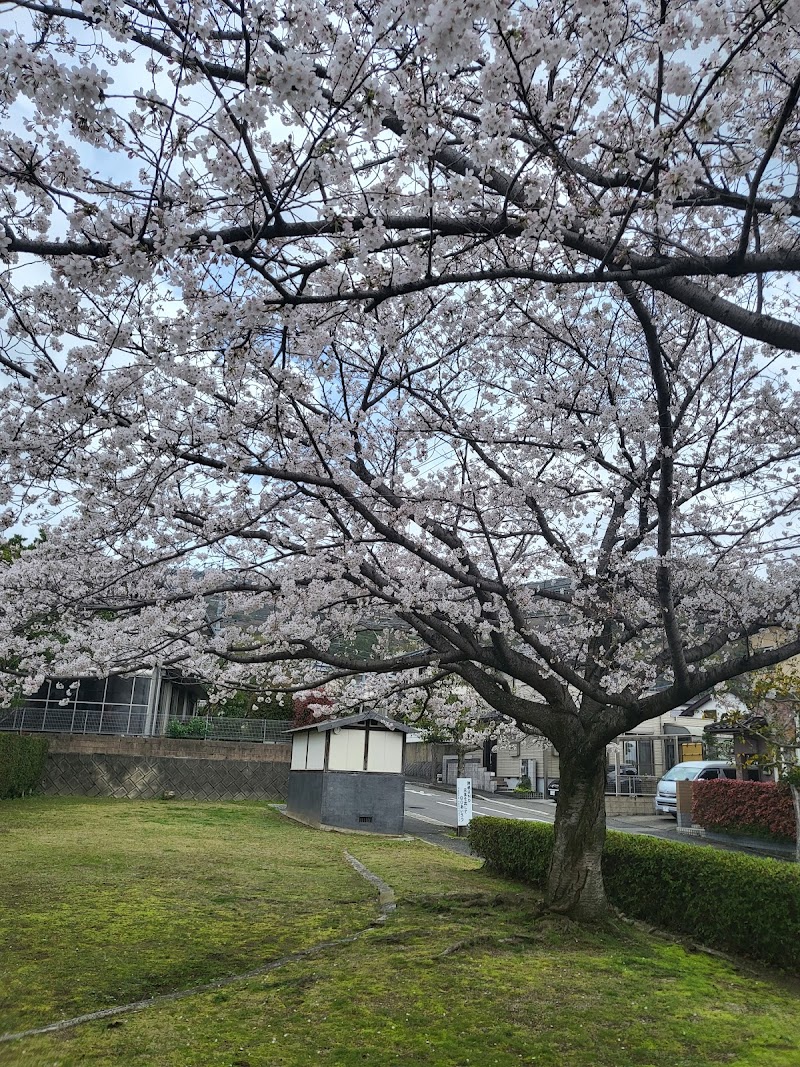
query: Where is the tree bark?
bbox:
[545,745,609,921]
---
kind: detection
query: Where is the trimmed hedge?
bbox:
[469,815,554,884]
[0,733,49,798]
[468,815,800,972]
[693,779,796,842]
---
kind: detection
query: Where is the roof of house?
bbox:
[674,692,715,717]
[705,713,769,735]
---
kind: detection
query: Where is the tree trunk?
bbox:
[545,745,609,921]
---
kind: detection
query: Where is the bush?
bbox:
[0,734,49,798]
[469,817,553,885]
[468,815,800,972]
[167,717,210,739]
[692,779,796,842]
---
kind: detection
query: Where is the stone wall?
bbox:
[38,733,291,801]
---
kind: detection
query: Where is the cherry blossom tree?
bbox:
[2,0,800,918]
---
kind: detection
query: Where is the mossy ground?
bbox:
[2,798,800,1066]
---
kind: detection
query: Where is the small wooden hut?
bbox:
[286,712,413,833]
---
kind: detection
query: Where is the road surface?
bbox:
[403,783,789,859]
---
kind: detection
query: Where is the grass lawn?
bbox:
[1,798,800,1066]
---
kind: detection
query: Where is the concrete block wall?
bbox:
[604,794,656,817]
[36,733,291,801]
[286,769,406,833]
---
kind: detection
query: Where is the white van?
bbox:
[654,760,736,816]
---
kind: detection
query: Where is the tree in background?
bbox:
[0,536,53,702]
[718,664,800,859]
[0,538,25,696]
[291,689,334,729]
[208,688,294,720]
[403,684,498,781]
[2,0,800,919]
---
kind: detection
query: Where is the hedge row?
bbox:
[0,734,49,798]
[468,816,800,972]
[693,779,796,842]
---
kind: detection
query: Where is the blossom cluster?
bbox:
[1,0,799,753]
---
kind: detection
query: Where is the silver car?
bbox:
[654,760,736,816]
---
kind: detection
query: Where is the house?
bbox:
[404,691,725,796]
[490,693,722,793]
[703,715,773,780]
[0,667,205,738]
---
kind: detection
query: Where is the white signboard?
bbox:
[456,777,473,827]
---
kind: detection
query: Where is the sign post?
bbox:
[456,777,473,837]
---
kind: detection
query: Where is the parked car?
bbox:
[605,765,641,794]
[654,760,736,816]
[547,778,560,801]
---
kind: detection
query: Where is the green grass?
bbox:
[0,797,376,1032]
[2,798,800,1067]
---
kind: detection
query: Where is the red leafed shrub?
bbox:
[692,779,796,842]
[291,689,334,728]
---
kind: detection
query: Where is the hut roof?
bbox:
[289,711,414,734]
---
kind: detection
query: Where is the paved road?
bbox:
[403,783,791,860]
[405,784,555,830]
[405,783,678,834]
[404,784,559,855]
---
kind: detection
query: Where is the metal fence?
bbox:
[605,774,659,797]
[167,716,293,744]
[0,701,148,736]
[0,704,292,744]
